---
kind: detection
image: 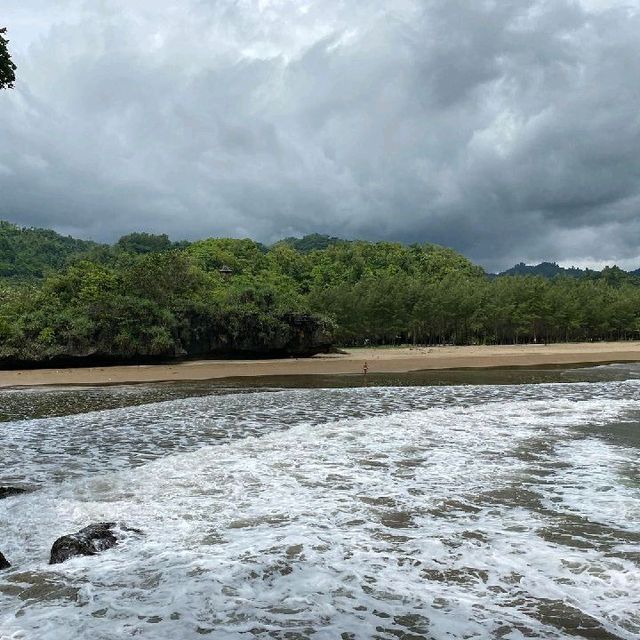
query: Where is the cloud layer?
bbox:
[1,0,639,270]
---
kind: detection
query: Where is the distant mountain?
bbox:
[0,220,101,279]
[0,221,193,279]
[275,233,346,253]
[498,262,590,279]
[498,261,640,284]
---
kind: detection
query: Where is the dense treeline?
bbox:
[499,261,640,279]
[0,222,193,278]
[316,271,640,345]
[1,221,640,365]
[0,221,100,278]
[0,243,332,365]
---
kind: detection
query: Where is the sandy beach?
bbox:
[1,342,639,388]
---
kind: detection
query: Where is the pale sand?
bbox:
[1,342,639,388]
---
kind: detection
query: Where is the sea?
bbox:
[1,364,639,639]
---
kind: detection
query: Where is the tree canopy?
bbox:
[1,221,640,366]
[0,27,16,90]
[0,221,100,278]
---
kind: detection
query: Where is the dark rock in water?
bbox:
[0,486,30,500]
[0,552,10,570]
[49,523,117,565]
[49,522,142,565]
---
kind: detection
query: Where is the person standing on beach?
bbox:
[363,361,369,375]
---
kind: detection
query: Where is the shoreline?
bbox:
[1,342,639,389]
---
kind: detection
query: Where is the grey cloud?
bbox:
[1,0,640,271]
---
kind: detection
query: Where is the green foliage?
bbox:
[0,221,196,279]
[499,262,588,279]
[305,245,640,345]
[0,27,16,90]
[1,221,640,364]
[275,234,345,253]
[187,237,268,274]
[115,232,174,254]
[498,261,640,286]
[0,221,101,279]
[0,241,331,363]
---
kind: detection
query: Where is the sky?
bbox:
[1,0,640,272]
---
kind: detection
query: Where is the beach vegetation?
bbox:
[1,223,640,364]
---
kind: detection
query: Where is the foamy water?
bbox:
[1,373,640,639]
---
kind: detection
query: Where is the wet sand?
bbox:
[1,342,640,388]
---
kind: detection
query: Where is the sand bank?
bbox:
[1,342,639,388]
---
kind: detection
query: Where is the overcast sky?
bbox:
[1,0,640,271]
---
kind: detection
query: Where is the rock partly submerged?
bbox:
[1,487,30,569]
[49,523,142,565]
[0,486,30,500]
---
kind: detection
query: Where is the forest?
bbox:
[1,220,640,366]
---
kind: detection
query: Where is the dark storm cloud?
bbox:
[1,0,639,270]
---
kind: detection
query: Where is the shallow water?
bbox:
[1,365,639,639]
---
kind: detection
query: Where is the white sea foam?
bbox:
[541,437,640,532]
[1,380,640,639]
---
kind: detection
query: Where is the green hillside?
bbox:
[274,233,345,253]
[1,221,640,367]
[0,220,100,278]
[499,262,589,279]
[499,261,640,286]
